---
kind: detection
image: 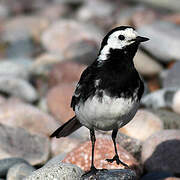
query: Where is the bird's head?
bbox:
[98,26,149,61]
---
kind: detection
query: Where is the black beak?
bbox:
[135,36,149,42]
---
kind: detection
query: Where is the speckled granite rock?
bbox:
[25,162,84,180]
[81,169,136,180]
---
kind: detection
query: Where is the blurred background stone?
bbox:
[0,124,50,166]
[141,130,180,174]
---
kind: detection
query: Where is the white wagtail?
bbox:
[50,26,149,174]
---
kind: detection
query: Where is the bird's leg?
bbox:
[90,129,97,172]
[106,129,129,168]
[82,129,98,176]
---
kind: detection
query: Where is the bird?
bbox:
[50,26,149,175]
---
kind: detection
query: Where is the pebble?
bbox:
[48,61,86,88]
[47,83,75,123]
[51,137,82,156]
[25,162,84,180]
[7,163,35,180]
[63,138,142,176]
[44,153,67,167]
[0,123,50,166]
[120,109,163,141]
[0,60,30,80]
[0,158,29,178]
[162,61,180,88]
[2,15,49,43]
[141,130,180,174]
[81,169,136,180]
[172,90,180,115]
[77,0,115,29]
[0,101,59,136]
[140,171,174,180]
[63,40,99,65]
[0,76,38,102]
[30,53,64,77]
[41,19,103,55]
[149,109,180,129]
[141,87,178,109]
[134,50,163,76]
[138,21,180,62]
[128,0,180,12]
[116,133,142,161]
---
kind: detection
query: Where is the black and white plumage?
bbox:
[50,26,149,175]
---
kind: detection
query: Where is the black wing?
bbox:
[71,64,97,111]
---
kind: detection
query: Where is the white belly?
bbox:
[75,93,139,131]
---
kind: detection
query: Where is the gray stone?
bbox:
[25,162,84,180]
[81,169,136,180]
[0,158,29,178]
[41,19,103,55]
[138,21,180,62]
[140,171,174,180]
[127,0,180,12]
[0,61,30,80]
[7,163,35,180]
[149,109,180,129]
[44,153,67,167]
[134,50,163,76]
[0,76,38,102]
[117,133,142,161]
[141,130,180,173]
[162,61,180,88]
[141,87,179,109]
[0,123,50,166]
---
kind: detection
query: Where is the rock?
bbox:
[30,53,64,77]
[44,154,67,167]
[41,19,103,55]
[25,162,84,180]
[116,133,142,161]
[47,83,75,123]
[137,21,180,62]
[76,0,115,29]
[63,40,99,65]
[0,3,10,20]
[0,95,6,105]
[2,15,49,43]
[63,138,142,176]
[162,61,180,88]
[0,76,38,102]
[120,109,163,141]
[164,13,180,25]
[127,0,180,12]
[0,60,30,79]
[48,61,86,88]
[164,178,180,180]
[7,163,35,180]
[141,130,180,174]
[149,109,180,129]
[141,87,178,109]
[51,137,82,156]
[140,171,174,180]
[81,169,136,180]
[37,3,70,21]
[0,158,29,178]
[134,50,163,76]
[0,124,50,166]
[0,101,59,136]
[172,90,180,115]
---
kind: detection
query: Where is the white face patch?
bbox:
[98,28,138,61]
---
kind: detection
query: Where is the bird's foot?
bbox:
[81,166,107,177]
[106,155,129,168]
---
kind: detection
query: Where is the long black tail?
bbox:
[50,116,82,138]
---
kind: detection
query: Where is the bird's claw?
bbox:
[106,155,129,168]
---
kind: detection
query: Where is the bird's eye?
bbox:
[118,35,125,40]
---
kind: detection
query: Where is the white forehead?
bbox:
[109,28,138,40]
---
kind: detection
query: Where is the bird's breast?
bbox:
[75,90,139,130]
